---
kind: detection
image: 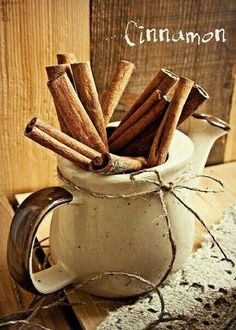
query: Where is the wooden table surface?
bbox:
[1,161,236,329]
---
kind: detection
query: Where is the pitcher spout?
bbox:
[179,112,230,176]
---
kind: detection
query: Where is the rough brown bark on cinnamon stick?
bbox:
[47,72,107,152]
[25,122,91,170]
[46,65,75,134]
[148,77,194,167]
[27,117,100,159]
[178,84,209,125]
[102,60,135,125]
[57,53,77,64]
[90,153,147,174]
[46,64,74,84]
[109,96,169,153]
[121,84,208,157]
[120,69,179,125]
[71,62,108,146]
[109,90,161,144]
[120,122,159,157]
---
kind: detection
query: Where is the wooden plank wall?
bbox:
[0,0,90,198]
[0,0,236,198]
[224,64,236,162]
[91,0,236,165]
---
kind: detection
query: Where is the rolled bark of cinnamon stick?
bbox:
[71,62,108,146]
[57,53,77,64]
[26,117,100,159]
[120,122,159,157]
[109,96,169,153]
[109,90,161,144]
[120,69,179,125]
[46,64,74,85]
[178,84,209,125]
[148,77,194,167]
[102,60,135,125]
[90,153,147,174]
[46,65,75,134]
[120,83,208,158]
[47,72,107,152]
[25,121,91,170]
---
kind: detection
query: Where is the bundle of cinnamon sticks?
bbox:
[25,52,209,175]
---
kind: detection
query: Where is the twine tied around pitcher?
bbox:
[57,165,232,266]
[0,166,234,330]
[57,165,235,328]
[58,165,235,329]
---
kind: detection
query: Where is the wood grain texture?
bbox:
[69,161,236,327]
[8,187,73,294]
[0,195,19,315]
[0,0,90,199]
[14,161,236,329]
[91,0,236,165]
[66,290,118,330]
[15,192,115,330]
[224,65,236,162]
[194,161,236,249]
[0,195,71,329]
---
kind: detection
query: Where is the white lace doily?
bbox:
[98,204,236,330]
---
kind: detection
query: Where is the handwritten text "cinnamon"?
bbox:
[124,21,226,46]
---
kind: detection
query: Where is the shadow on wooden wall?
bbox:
[0,0,90,198]
[91,0,236,165]
[1,0,236,198]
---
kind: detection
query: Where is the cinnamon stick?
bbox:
[90,153,147,174]
[109,96,169,153]
[25,121,91,170]
[178,84,209,125]
[120,68,179,125]
[120,122,159,157]
[71,62,108,146]
[120,83,208,158]
[57,53,77,64]
[27,118,100,159]
[148,77,194,167]
[109,90,161,144]
[46,64,74,84]
[47,72,107,152]
[46,65,75,134]
[102,60,135,125]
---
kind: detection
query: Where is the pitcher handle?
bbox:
[7,186,75,294]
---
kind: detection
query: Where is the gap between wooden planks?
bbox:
[224,64,236,162]
[0,0,90,199]
[13,161,236,329]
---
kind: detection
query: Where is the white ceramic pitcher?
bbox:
[7,114,230,298]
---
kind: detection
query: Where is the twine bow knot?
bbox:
[0,167,233,330]
[129,167,233,266]
[57,166,233,266]
[161,183,174,192]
